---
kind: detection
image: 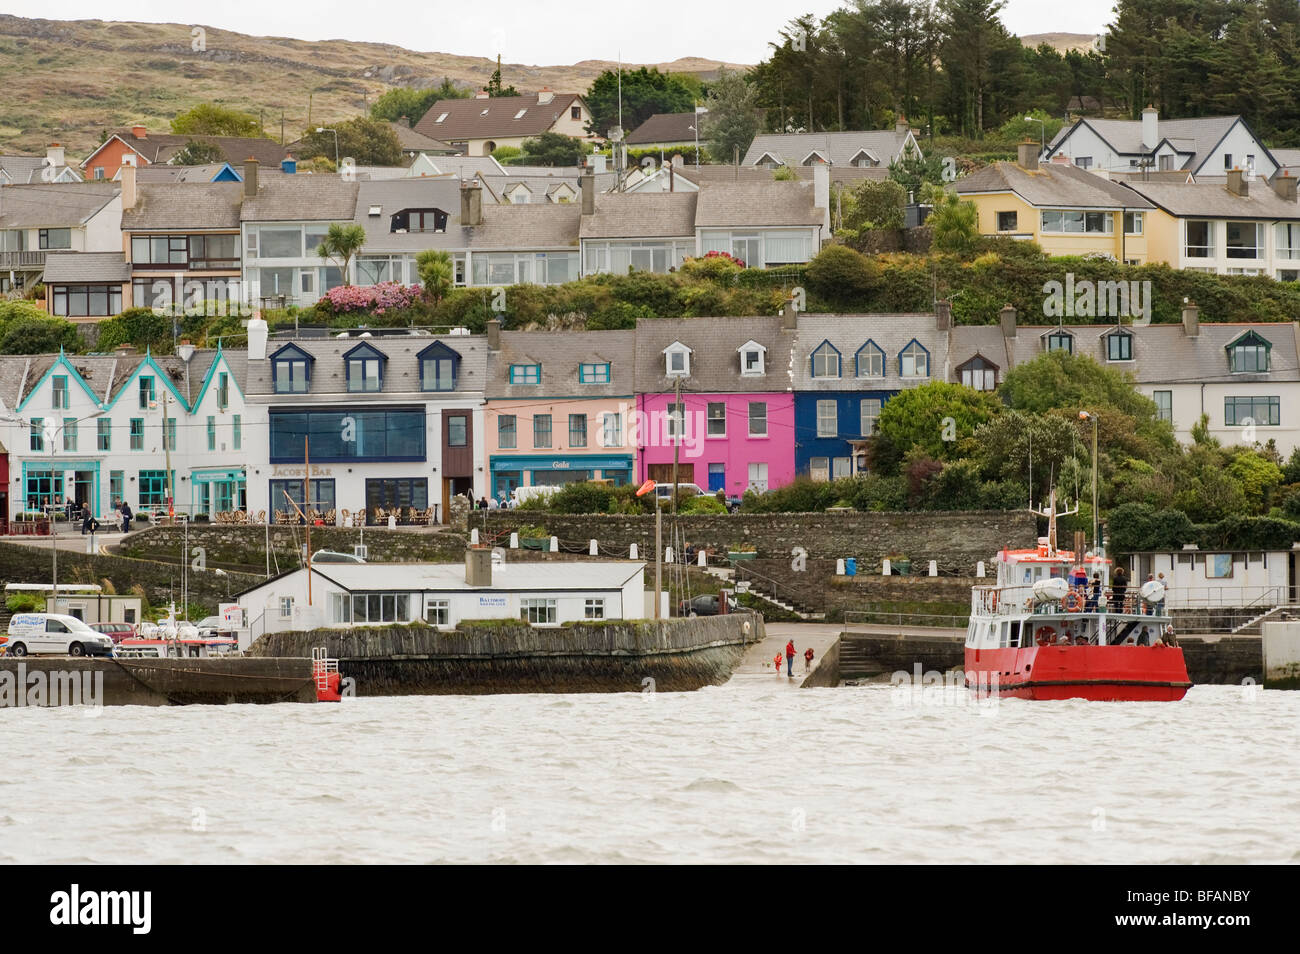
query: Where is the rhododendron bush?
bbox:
[318,282,423,314]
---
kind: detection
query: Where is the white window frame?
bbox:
[816,400,837,438]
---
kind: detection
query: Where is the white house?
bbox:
[1120,548,1295,611]
[743,122,922,170]
[0,181,121,295]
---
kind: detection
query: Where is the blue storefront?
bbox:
[490,453,633,500]
[793,391,893,480]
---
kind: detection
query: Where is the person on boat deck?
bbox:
[1161,625,1179,647]
[1058,627,1074,645]
[1154,572,1168,617]
[1085,572,1101,612]
[1111,565,1129,611]
[1143,574,1157,614]
[1069,564,1087,591]
[1136,626,1152,647]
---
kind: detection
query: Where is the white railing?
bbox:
[1165,585,1284,610]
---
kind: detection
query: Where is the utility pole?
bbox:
[654,497,662,620]
[162,390,174,525]
[671,375,682,517]
[1091,414,1100,554]
[305,437,313,606]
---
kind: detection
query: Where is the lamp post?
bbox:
[1024,115,1045,157]
[1079,411,1100,554]
[316,127,339,167]
[38,410,105,606]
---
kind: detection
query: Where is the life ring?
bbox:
[1035,626,1056,647]
[1063,591,1084,613]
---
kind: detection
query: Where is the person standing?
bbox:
[785,638,796,677]
[1155,572,1168,617]
[804,647,815,673]
[1085,572,1101,613]
[773,652,783,674]
[1111,565,1128,612]
[120,500,133,534]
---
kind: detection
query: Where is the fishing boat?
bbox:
[964,491,1190,701]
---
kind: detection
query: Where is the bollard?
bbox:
[698,549,706,567]
[845,557,856,577]
[510,532,519,549]
[836,558,845,576]
[882,558,892,577]
[665,546,674,563]
[589,539,598,556]
[928,559,938,577]
[976,560,985,578]
[388,515,397,529]
[470,528,480,545]
[549,535,559,553]
[630,543,639,559]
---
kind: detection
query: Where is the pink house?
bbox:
[634,315,797,500]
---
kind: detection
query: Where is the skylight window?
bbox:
[480,108,490,116]
[514,109,528,119]
[368,205,382,216]
[434,112,448,123]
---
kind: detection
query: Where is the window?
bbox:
[24,469,62,510]
[164,418,176,451]
[665,346,690,376]
[510,364,541,385]
[109,471,123,504]
[601,413,621,448]
[666,402,684,440]
[425,599,450,626]
[447,414,467,448]
[207,416,216,451]
[138,376,155,410]
[747,462,769,492]
[272,478,337,517]
[811,342,841,378]
[1046,331,1073,354]
[129,418,144,451]
[233,415,242,450]
[707,402,726,437]
[1276,223,1300,261]
[810,457,830,482]
[273,357,311,394]
[739,343,765,375]
[1185,220,1213,258]
[833,457,851,479]
[856,343,884,378]
[900,341,929,376]
[571,106,581,120]
[29,418,43,452]
[346,352,384,393]
[521,598,557,625]
[217,373,229,409]
[499,415,517,449]
[748,402,767,437]
[1224,396,1279,427]
[390,208,448,233]
[269,408,426,463]
[1124,212,1144,235]
[579,362,610,384]
[584,598,605,620]
[1228,333,1270,373]
[38,228,71,250]
[1074,157,1092,169]
[62,418,77,452]
[97,419,111,451]
[139,470,173,507]
[280,597,294,619]
[816,400,837,438]
[50,284,122,317]
[1106,332,1133,362]
[568,414,587,448]
[1224,154,1233,171]
[959,357,996,391]
[1207,553,1232,578]
[1040,210,1112,234]
[348,593,411,624]
[997,211,1017,231]
[52,375,68,409]
[533,414,552,449]
[860,399,881,437]
[258,227,303,258]
[1226,221,1263,260]
[1153,390,1172,423]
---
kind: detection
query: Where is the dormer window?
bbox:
[510,363,541,385]
[900,340,930,377]
[855,341,884,378]
[738,340,766,376]
[418,341,461,392]
[344,342,386,393]
[811,340,841,378]
[754,153,781,169]
[849,150,878,168]
[1045,330,1074,354]
[958,355,998,391]
[800,151,830,166]
[664,342,691,377]
[271,344,314,394]
[390,209,447,233]
[579,362,611,384]
[1227,331,1270,373]
[1105,330,1133,362]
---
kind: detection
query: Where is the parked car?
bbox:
[653,482,708,501]
[677,594,738,617]
[5,613,115,657]
[193,616,232,639]
[91,622,137,644]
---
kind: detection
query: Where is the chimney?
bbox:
[1049,153,1071,165]
[1181,301,1199,338]
[486,318,501,351]
[460,179,483,226]
[131,125,147,140]
[1227,168,1248,197]
[177,340,195,363]
[1141,106,1158,151]
[280,155,297,175]
[474,89,490,99]
[465,547,493,587]
[1000,304,1018,338]
[397,117,411,128]
[247,314,269,360]
[781,298,797,331]
[242,159,259,198]
[1272,170,1298,203]
[1016,140,1039,171]
[895,114,909,136]
[813,161,830,235]
[46,143,65,169]
[580,168,595,215]
[537,87,555,105]
[119,159,137,211]
[935,299,952,331]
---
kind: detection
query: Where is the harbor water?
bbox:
[2,683,1297,864]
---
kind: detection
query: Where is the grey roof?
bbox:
[792,314,948,391]
[94,130,290,168]
[42,251,129,284]
[240,176,359,222]
[123,181,245,230]
[0,182,119,228]
[634,315,796,394]
[135,163,234,184]
[580,192,697,239]
[481,175,581,202]
[675,164,888,186]
[1045,116,1268,173]
[486,329,636,398]
[0,155,82,184]
[388,122,460,154]
[459,203,581,249]
[420,156,506,178]
[948,322,1300,386]
[243,334,487,400]
[743,129,916,167]
[626,112,701,146]
[955,161,1154,209]
[1273,149,1300,174]
[1120,178,1300,219]
[0,348,224,411]
[353,177,463,252]
[693,179,824,227]
[413,92,585,142]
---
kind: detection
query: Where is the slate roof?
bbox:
[42,251,129,283]
[1274,149,1300,175]
[388,122,460,154]
[792,314,948,391]
[135,163,235,184]
[674,164,888,186]
[1045,116,1273,174]
[634,315,796,394]
[123,181,245,230]
[486,329,636,398]
[352,177,463,252]
[0,348,225,411]
[459,203,582,249]
[240,176,359,222]
[743,129,916,167]
[955,161,1154,209]
[0,182,119,228]
[625,112,701,145]
[96,130,290,168]
[0,155,82,183]
[1120,178,1300,219]
[580,192,697,238]
[413,93,585,142]
[693,180,824,227]
[243,335,487,400]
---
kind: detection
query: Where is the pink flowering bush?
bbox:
[319,282,423,315]
[680,250,746,281]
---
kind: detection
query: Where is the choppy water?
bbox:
[2,682,1297,864]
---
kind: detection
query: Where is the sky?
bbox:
[0,0,1118,66]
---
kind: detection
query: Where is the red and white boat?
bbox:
[965,493,1190,701]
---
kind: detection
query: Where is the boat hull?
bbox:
[964,645,1191,701]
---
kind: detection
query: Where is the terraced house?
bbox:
[1,181,121,300]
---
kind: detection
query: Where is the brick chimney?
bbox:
[474,89,490,99]
[895,114,909,137]
[1271,170,1297,203]
[1227,168,1248,197]
[781,297,797,331]
[1017,140,1039,171]
[242,159,259,198]
[537,87,555,106]
[131,125,147,140]
[486,318,501,351]
[460,179,483,226]
[119,159,137,210]
[1181,301,1199,338]
[580,168,595,215]
[1000,304,1018,338]
[935,299,952,330]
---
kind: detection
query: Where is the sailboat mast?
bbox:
[305,436,312,606]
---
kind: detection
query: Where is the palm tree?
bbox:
[317,223,367,286]
[415,249,454,305]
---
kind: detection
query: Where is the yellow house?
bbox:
[955,145,1154,264]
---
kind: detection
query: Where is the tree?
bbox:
[871,380,1004,474]
[486,55,518,97]
[888,144,945,199]
[171,104,262,137]
[584,66,698,138]
[702,67,760,164]
[416,250,454,305]
[370,80,466,126]
[519,132,586,167]
[317,224,368,286]
[928,193,980,255]
[805,245,880,304]
[0,316,80,355]
[298,117,402,167]
[843,179,907,231]
[171,140,224,165]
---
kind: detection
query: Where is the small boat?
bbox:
[965,491,1190,701]
[114,636,239,658]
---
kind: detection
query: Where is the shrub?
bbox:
[514,524,549,540]
[805,245,879,304]
[550,482,615,514]
[5,592,43,613]
[316,282,423,315]
[680,494,726,514]
[679,251,745,279]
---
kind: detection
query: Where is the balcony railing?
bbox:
[0,250,45,268]
[131,259,241,271]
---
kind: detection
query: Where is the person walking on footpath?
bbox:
[785,639,796,677]
[120,500,133,534]
[773,652,783,674]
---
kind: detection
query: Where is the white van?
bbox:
[4,613,115,657]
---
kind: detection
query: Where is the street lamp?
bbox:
[1024,115,1045,157]
[316,126,339,167]
[36,410,105,605]
[1079,411,1100,554]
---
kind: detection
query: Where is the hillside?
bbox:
[1019,32,1099,53]
[0,15,746,157]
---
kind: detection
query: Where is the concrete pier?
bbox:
[1262,620,1300,689]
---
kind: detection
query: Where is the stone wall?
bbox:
[740,557,975,621]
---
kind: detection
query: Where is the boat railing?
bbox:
[972,583,1158,617]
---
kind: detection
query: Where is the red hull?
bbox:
[964,645,1191,701]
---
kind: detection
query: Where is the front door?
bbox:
[73,470,94,516]
[494,471,520,503]
[707,463,725,492]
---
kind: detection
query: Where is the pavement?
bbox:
[731,621,843,686]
